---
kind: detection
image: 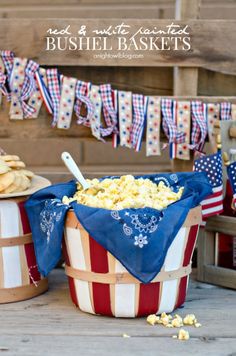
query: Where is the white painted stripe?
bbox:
[201,193,223,206]
[202,204,223,216]
[114,260,136,317]
[158,227,187,314]
[0,201,22,288]
[65,227,94,314]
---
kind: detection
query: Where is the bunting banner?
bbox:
[57,76,77,129]
[231,104,236,121]
[146,96,161,156]
[89,85,104,141]
[118,91,132,148]
[220,102,231,121]
[172,101,191,160]
[46,68,61,127]
[161,98,186,159]
[74,80,93,127]
[191,101,208,155]
[226,161,236,210]
[9,57,28,120]
[28,67,47,119]
[0,50,235,159]
[130,93,145,152]
[206,103,220,153]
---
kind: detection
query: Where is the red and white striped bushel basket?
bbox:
[63,206,201,317]
[0,197,48,303]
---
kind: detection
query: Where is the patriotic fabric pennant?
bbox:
[112,89,118,148]
[231,104,236,121]
[35,69,53,114]
[220,102,231,121]
[172,101,191,160]
[194,151,223,219]
[1,50,14,79]
[9,57,28,120]
[20,59,39,118]
[46,68,61,127]
[89,85,103,141]
[0,57,5,104]
[146,96,161,156]
[161,98,186,159]
[226,161,236,210]
[27,67,47,119]
[118,91,132,148]
[100,84,118,137]
[57,76,76,129]
[131,94,145,151]
[74,80,93,127]
[191,101,208,154]
[206,103,220,153]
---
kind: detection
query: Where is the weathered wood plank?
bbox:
[0,19,236,73]
[203,265,236,290]
[205,215,236,236]
[0,269,236,356]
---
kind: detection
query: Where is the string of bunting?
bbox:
[0,50,236,160]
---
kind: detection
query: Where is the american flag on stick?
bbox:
[227,162,236,210]
[194,151,223,219]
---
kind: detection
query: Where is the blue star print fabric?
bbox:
[25,172,212,283]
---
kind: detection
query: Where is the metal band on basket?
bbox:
[65,264,192,285]
[0,233,32,247]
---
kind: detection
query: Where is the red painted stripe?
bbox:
[175,225,199,308]
[137,282,160,317]
[18,201,40,284]
[62,239,79,307]
[89,236,113,316]
[202,200,223,210]
[18,201,31,234]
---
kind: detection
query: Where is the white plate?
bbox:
[0,175,51,199]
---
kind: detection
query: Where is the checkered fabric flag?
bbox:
[1,50,14,100]
[226,161,236,209]
[130,94,145,151]
[74,80,94,127]
[220,102,231,121]
[20,60,39,118]
[1,50,14,78]
[161,99,186,151]
[100,84,118,136]
[191,101,208,154]
[194,151,223,218]
[46,68,61,127]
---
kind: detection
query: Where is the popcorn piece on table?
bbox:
[146,314,159,326]
[183,314,197,326]
[178,329,190,341]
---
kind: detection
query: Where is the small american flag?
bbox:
[226,161,236,209]
[194,151,223,218]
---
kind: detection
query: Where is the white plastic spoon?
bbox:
[61,152,90,190]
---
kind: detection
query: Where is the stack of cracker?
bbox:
[0,155,34,194]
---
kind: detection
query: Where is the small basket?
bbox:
[0,197,48,303]
[63,206,201,317]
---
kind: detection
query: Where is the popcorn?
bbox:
[183,314,197,326]
[171,315,183,328]
[63,175,183,210]
[178,329,190,341]
[146,314,159,326]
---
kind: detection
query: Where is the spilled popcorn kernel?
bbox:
[183,314,197,326]
[172,316,183,328]
[122,333,130,338]
[194,322,202,328]
[63,175,183,210]
[146,314,159,326]
[178,329,190,341]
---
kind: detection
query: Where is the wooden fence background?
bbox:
[0,0,235,181]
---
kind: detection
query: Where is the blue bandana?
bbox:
[25,172,212,283]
